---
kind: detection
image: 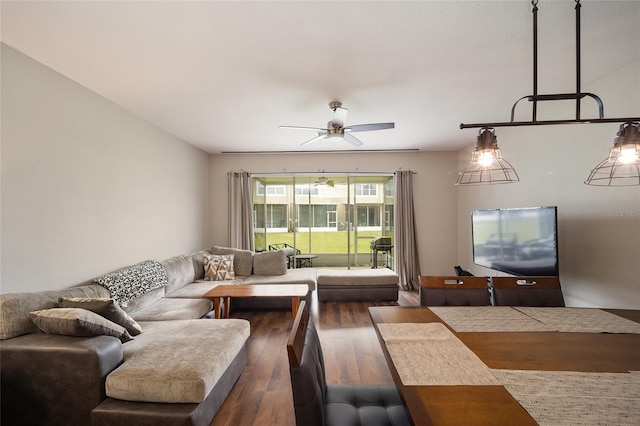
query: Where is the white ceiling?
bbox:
[2,1,639,154]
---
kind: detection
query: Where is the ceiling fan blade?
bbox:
[331,107,348,128]
[345,122,395,132]
[301,133,327,146]
[343,133,364,147]
[280,125,327,132]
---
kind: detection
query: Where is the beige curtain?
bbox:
[228,171,254,250]
[394,170,421,290]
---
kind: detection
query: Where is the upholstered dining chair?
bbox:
[490,276,565,307]
[419,275,491,306]
[286,301,411,426]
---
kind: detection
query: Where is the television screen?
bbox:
[472,206,558,276]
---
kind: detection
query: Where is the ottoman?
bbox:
[317,269,399,302]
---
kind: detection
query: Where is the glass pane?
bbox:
[252,174,394,268]
[368,206,377,226]
[298,205,310,227]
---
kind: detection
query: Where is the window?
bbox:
[385,180,394,197]
[351,205,380,227]
[355,183,377,196]
[385,205,394,229]
[295,185,319,196]
[256,182,285,196]
[297,204,337,228]
[253,204,288,229]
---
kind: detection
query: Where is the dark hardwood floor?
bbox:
[210,290,419,426]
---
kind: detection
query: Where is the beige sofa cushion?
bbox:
[240,268,317,291]
[128,297,213,322]
[191,249,213,281]
[106,319,250,403]
[162,255,196,295]
[122,287,165,315]
[252,250,287,275]
[165,282,221,299]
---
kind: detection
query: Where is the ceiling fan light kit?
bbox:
[458,0,640,186]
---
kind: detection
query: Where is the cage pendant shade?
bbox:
[585,122,640,186]
[456,128,520,185]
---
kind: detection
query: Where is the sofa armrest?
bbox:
[1,333,123,426]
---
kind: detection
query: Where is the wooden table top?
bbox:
[202,283,309,299]
[368,306,640,426]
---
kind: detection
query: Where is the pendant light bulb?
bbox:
[476,150,497,167]
[616,146,639,165]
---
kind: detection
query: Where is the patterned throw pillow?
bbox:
[30,308,133,343]
[58,297,143,336]
[203,254,235,281]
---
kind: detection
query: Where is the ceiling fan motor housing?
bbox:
[327,121,345,135]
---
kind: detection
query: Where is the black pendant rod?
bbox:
[532,0,538,122]
[575,0,581,120]
[460,0,640,130]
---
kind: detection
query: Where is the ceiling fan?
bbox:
[280,101,394,147]
[314,176,334,187]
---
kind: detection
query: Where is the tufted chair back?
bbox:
[287,301,326,426]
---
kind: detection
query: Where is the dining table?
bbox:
[368,306,640,426]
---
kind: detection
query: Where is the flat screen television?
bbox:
[471,206,559,276]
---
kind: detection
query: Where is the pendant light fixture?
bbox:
[585,122,640,186]
[458,0,640,186]
[456,128,519,185]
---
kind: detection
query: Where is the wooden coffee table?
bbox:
[203,284,309,319]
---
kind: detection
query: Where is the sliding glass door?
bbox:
[252,173,394,268]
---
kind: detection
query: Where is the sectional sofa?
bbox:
[0,246,317,426]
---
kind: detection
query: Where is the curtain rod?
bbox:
[221,149,419,155]
[248,170,417,176]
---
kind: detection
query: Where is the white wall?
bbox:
[457,60,640,309]
[0,44,211,293]
[209,151,459,277]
